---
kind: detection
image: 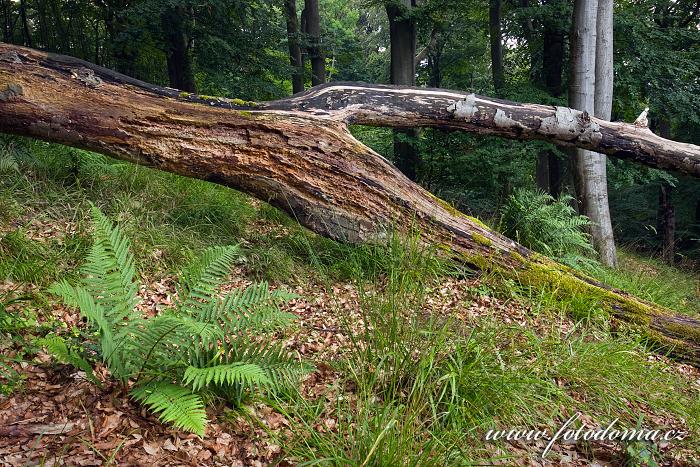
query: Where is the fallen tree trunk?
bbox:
[1,43,699,364]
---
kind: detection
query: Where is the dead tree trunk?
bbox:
[2,44,700,363]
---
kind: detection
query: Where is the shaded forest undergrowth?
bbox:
[1,140,700,465]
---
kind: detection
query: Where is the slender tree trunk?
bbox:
[3,46,700,364]
[569,0,598,202]
[19,0,32,47]
[103,1,136,77]
[590,0,617,266]
[303,0,325,86]
[489,0,505,96]
[386,0,419,180]
[284,0,304,94]
[161,5,196,93]
[536,7,565,197]
[570,0,617,267]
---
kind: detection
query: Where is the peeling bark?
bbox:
[1,44,700,364]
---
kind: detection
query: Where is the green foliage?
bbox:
[48,206,308,436]
[499,189,597,268]
[131,382,207,437]
[35,334,99,384]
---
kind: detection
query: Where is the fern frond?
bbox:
[0,153,18,173]
[203,282,297,333]
[81,206,139,322]
[131,382,207,437]
[183,362,270,392]
[48,281,126,379]
[219,339,311,390]
[177,245,240,314]
[36,334,99,384]
[121,314,224,376]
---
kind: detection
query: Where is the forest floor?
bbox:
[1,141,700,466]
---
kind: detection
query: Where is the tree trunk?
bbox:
[303,0,324,86]
[590,0,617,267]
[536,6,565,197]
[19,0,32,48]
[489,0,505,96]
[284,0,304,94]
[161,5,196,93]
[386,0,419,181]
[3,45,700,363]
[570,0,617,267]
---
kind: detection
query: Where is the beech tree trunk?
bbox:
[657,118,676,263]
[2,44,700,364]
[570,0,617,267]
[591,0,617,267]
[284,0,304,94]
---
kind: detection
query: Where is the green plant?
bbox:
[48,206,309,436]
[36,334,100,384]
[499,189,597,268]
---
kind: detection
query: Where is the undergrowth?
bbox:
[2,138,699,462]
[274,235,700,465]
[41,206,310,436]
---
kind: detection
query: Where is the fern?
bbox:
[81,205,139,323]
[499,189,597,267]
[36,334,100,385]
[131,382,207,437]
[0,153,18,173]
[183,362,270,391]
[49,206,308,436]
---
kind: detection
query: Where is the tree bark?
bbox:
[303,0,324,86]
[489,0,505,96]
[19,0,32,48]
[284,0,304,94]
[570,0,617,267]
[590,0,617,267]
[386,0,419,181]
[2,45,700,363]
[536,4,565,198]
[161,5,196,93]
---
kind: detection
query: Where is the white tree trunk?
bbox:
[570,0,617,267]
[591,0,617,267]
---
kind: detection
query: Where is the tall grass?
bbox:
[275,235,700,464]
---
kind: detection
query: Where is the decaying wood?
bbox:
[1,43,700,364]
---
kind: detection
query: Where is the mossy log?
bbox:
[1,44,699,364]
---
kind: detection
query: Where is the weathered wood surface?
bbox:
[1,43,699,364]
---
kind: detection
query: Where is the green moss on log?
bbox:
[471,232,493,247]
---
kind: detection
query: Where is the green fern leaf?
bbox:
[36,334,100,385]
[183,362,270,391]
[131,382,207,437]
[81,205,139,322]
[177,245,240,315]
